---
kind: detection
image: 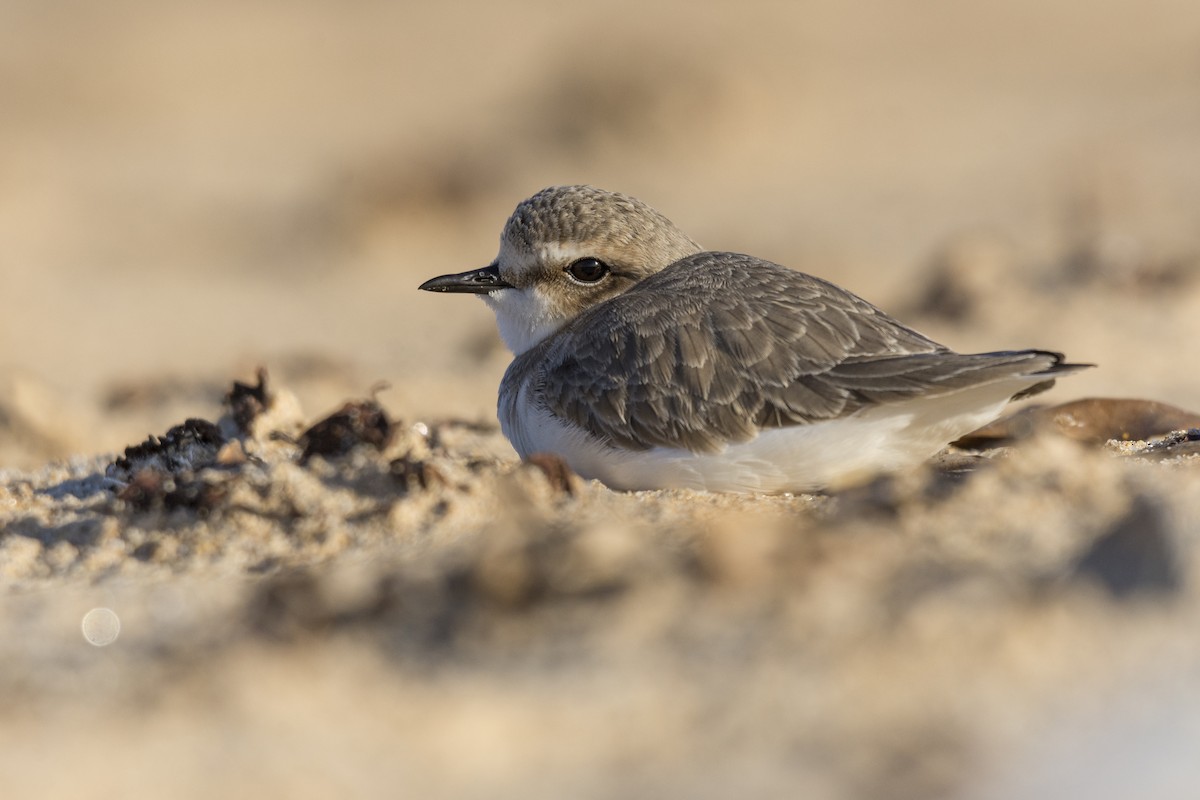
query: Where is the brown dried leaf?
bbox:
[955,397,1200,448]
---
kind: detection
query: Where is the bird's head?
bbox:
[419,185,702,354]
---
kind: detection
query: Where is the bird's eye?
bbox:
[566,257,609,284]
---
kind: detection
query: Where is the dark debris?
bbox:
[1123,428,1200,458]
[390,455,446,492]
[225,367,272,436]
[107,418,227,482]
[298,399,394,465]
[116,468,231,516]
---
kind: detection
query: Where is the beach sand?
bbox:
[3,1,1200,796]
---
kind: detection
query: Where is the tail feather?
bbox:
[830,349,1093,402]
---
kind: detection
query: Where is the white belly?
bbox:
[500,379,1030,493]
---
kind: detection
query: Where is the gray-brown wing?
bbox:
[533,252,1070,453]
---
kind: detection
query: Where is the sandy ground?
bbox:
[3,1,1200,796]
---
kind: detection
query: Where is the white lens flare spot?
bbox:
[81,608,121,647]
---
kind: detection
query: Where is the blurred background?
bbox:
[5,4,1200,798]
[3,0,1200,464]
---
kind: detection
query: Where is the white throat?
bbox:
[482,286,565,355]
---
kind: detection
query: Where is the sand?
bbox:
[3,1,1200,797]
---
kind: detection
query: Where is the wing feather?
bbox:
[517,252,1074,453]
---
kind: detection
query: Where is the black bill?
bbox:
[418,264,512,294]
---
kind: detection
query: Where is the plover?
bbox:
[420,185,1088,493]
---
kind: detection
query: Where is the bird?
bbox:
[419,185,1089,493]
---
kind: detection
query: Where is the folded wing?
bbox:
[532,252,1083,453]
